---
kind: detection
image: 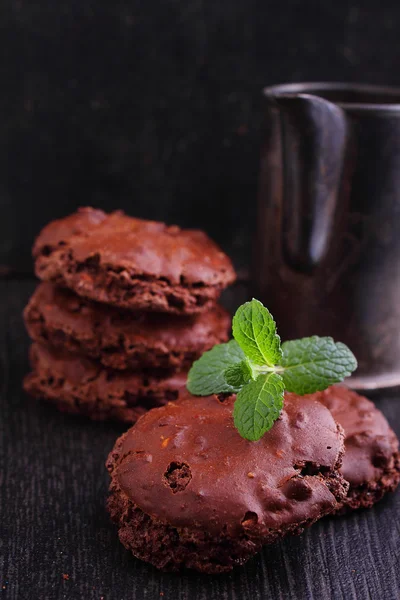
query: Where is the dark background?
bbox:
[2,0,400,275]
[2,2,400,599]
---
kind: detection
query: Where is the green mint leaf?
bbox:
[224,360,253,388]
[280,336,358,395]
[232,299,282,366]
[187,340,245,395]
[233,373,284,441]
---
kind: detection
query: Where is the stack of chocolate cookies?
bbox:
[22,206,400,576]
[23,207,236,423]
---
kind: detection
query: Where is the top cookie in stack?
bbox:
[32,207,235,313]
[23,207,236,422]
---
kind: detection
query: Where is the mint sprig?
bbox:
[187,298,357,441]
[224,360,253,389]
[187,340,245,395]
[232,299,282,366]
[233,373,284,441]
[280,336,358,395]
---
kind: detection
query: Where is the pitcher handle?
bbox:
[270,94,348,271]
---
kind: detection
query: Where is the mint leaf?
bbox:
[232,299,282,366]
[187,340,245,395]
[233,373,284,441]
[280,336,357,395]
[224,360,253,388]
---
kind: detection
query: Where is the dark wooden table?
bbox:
[1,280,400,600]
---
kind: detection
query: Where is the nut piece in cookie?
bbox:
[106,392,348,573]
[315,385,400,512]
[23,283,231,371]
[23,343,187,423]
[33,207,236,314]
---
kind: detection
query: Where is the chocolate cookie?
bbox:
[33,208,236,313]
[106,392,348,573]
[23,343,187,423]
[24,283,231,371]
[315,385,400,512]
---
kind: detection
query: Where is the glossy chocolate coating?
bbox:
[114,392,346,536]
[32,208,236,313]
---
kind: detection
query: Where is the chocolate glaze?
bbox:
[33,207,236,288]
[113,392,346,537]
[315,385,399,488]
[24,283,231,370]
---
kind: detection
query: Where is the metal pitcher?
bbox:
[255,82,400,389]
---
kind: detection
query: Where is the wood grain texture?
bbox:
[1,281,400,600]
